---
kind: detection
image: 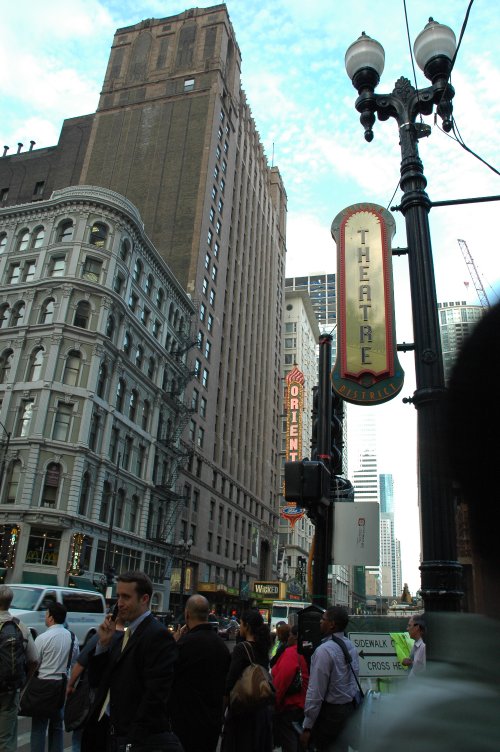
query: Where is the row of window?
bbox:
[0,220,105,256]
[0,299,90,331]
[0,347,85,386]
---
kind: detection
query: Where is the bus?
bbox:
[270,600,311,635]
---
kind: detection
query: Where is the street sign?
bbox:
[349,632,407,677]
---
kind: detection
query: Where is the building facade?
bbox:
[438,300,483,383]
[0,5,287,604]
[0,186,194,608]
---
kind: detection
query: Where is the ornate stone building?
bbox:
[0,185,194,609]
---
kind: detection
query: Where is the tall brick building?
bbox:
[0,4,286,605]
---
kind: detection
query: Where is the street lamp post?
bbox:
[178,538,193,607]
[236,560,247,605]
[0,419,11,494]
[345,18,463,612]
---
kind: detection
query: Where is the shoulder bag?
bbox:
[229,641,275,715]
[19,631,75,718]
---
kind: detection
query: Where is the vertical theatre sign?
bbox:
[331,203,404,404]
[281,367,306,529]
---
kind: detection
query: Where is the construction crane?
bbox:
[457,239,490,309]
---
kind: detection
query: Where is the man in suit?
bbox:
[169,594,230,752]
[84,571,182,752]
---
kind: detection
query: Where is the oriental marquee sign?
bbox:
[281,367,306,529]
[331,203,404,405]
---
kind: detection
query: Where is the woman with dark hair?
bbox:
[221,609,273,752]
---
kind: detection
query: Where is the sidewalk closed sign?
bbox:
[349,632,407,677]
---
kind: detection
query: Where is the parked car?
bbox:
[217,617,239,640]
[8,584,106,646]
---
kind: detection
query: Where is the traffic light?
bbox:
[310,386,319,460]
[284,460,331,507]
[331,390,344,476]
[105,565,116,587]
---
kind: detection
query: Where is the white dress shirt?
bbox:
[34,624,78,679]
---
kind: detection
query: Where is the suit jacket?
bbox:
[168,623,231,752]
[88,614,178,743]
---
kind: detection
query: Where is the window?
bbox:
[197,426,205,448]
[123,437,133,470]
[224,141,228,154]
[129,292,139,312]
[0,190,8,204]
[214,164,219,179]
[0,233,6,254]
[23,260,36,281]
[116,379,126,412]
[214,241,219,258]
[194,359,201,379]
[129,389,138,421]
[215,220,221,236]
[142,400,150,431]
[197,330,204,349]
[39,298,55,324]
[200,396,207,418]
[135,446,145,479]
[57,220,74,242]
[129,496,139,532]
[141,307,150,326]
[207,229,213,246]
[184,78,195,92]
[27,347,44,381]
[191,389,199,412]
[88,411,100,451]
[17,400,34,436]
[78,472,91,516]
[33,182,45,198]
[199,303,206,322]
[115,489,125,527]
[89,222,108,248]
[123,331,132,356]
[189,419,196,442]
[32,227,45,248]
[207,313,214,333]
[156,287,164,311]
[99,481,112,523]
[222,159,227,174]
[7,264,20,284]
[120,239,130,261]
[82,257,102,282]
[211,186,217,200]
[63,350,81,386]
[135,345,144,369]
[110,426,120,463]
[216,145,221,160]
[211,265,218,282]
[26,526,61,562]
[17,230,30,252]
[49,255,66,277]
[202,368,209,388]
[73,301,91,328]
[209,207,215,223]
[218,199,223,215]
[105,315,115,340]
[0,349,13,383]
[145,274,153,296]
[209,289,216,307]
[53,402,73,441]
[152,319,160,338]
[4,460,22,503]
[10,301,25,327]
[147,357,155,379]
[202,278,208,296]
[113,274,125,294]
[204,340,211,361]
[133,259,143,284]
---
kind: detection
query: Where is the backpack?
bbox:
[0,618,27,692]
[229,641,275,715]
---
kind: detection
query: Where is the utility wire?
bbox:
[403,0,423,121]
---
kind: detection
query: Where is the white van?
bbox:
[270,600,311,635]
[8,584,106,646]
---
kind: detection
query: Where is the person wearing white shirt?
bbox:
[31,602,78,752]
[402,616,426,678]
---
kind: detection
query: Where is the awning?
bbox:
[68,576,99,592]
[22,571,59,585]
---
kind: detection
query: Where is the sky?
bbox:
[1,0,498,593]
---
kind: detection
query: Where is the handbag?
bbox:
[18,674,67,717]
[285,662,302,696]
[64,670,92,731]
[19,630,75,718]
[229,641,275,715]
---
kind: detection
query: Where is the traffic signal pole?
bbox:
[312,334,333,608]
